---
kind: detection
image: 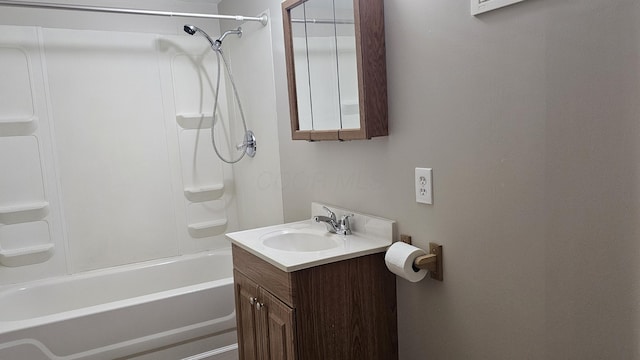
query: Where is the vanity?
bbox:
[226,203,398,360]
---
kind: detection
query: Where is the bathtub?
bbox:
[0,249,237,360]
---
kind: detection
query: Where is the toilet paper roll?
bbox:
[384,242,428,282]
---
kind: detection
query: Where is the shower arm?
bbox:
[0,0,268,26]
[218,28,242,44]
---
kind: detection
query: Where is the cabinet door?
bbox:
[259,288,297,360]
[234,270,260,360]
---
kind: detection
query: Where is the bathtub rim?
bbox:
[0,247,234,334]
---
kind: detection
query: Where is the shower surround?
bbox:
[0,5,283,357]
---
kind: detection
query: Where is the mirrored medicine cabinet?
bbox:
[282,0,388,141]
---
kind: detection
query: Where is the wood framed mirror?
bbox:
[282,0,387,141]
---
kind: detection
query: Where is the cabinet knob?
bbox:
[256,302,265,310]
[249,297,257,305]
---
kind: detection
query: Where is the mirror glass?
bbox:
[290,5,313,130]
[290,0,358,131]
[334,0,358,129]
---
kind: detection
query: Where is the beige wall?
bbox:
[221,0,640,358]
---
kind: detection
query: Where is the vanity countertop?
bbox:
[226,203,395,272]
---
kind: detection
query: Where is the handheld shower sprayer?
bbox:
[183,25,196,35]
[183,25,216,48]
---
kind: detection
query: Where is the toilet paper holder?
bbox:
[399,235,443,281]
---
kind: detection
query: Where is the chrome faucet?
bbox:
[313,206,353,235]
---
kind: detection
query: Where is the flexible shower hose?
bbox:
[211,47,250,164]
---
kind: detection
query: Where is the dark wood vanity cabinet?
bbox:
[232,244,398,360]
[234,270,296,360]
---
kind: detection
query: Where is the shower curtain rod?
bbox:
[0,0,268,25]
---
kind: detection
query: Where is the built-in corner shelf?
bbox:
[187,218,227,238]
[0,116,38,136]
[0,202,49,225]
[0,243,54,267]
[176,113,214,130]
[184,184,224,202]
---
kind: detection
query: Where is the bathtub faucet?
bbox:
[313,206,353,235]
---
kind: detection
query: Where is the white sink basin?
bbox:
[260,230,341,252]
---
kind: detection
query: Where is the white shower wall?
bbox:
[0,3,283,284]
[0,27,67,284]
[46,27,240,273]
[223,12,286,231]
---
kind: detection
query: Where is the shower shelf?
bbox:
[0,243,54,267]
[0,202,49,225]
[0,116,38,136]
[184,184,224,202]
[187,218,228,238]
[176,113,214,129]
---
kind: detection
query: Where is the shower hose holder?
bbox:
[244,130,256,158]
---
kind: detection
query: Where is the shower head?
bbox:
[183,24,216,48]
[183,25,197,35]
[183,24,242,51]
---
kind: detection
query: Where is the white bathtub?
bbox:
[0,249,237,360]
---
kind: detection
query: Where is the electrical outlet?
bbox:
[415,168,433,204]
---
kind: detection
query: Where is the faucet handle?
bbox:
[339,214,354,234]
[340,214,354,223]
[322,206,336,221]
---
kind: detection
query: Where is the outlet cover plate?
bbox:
[415,168,433,205]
